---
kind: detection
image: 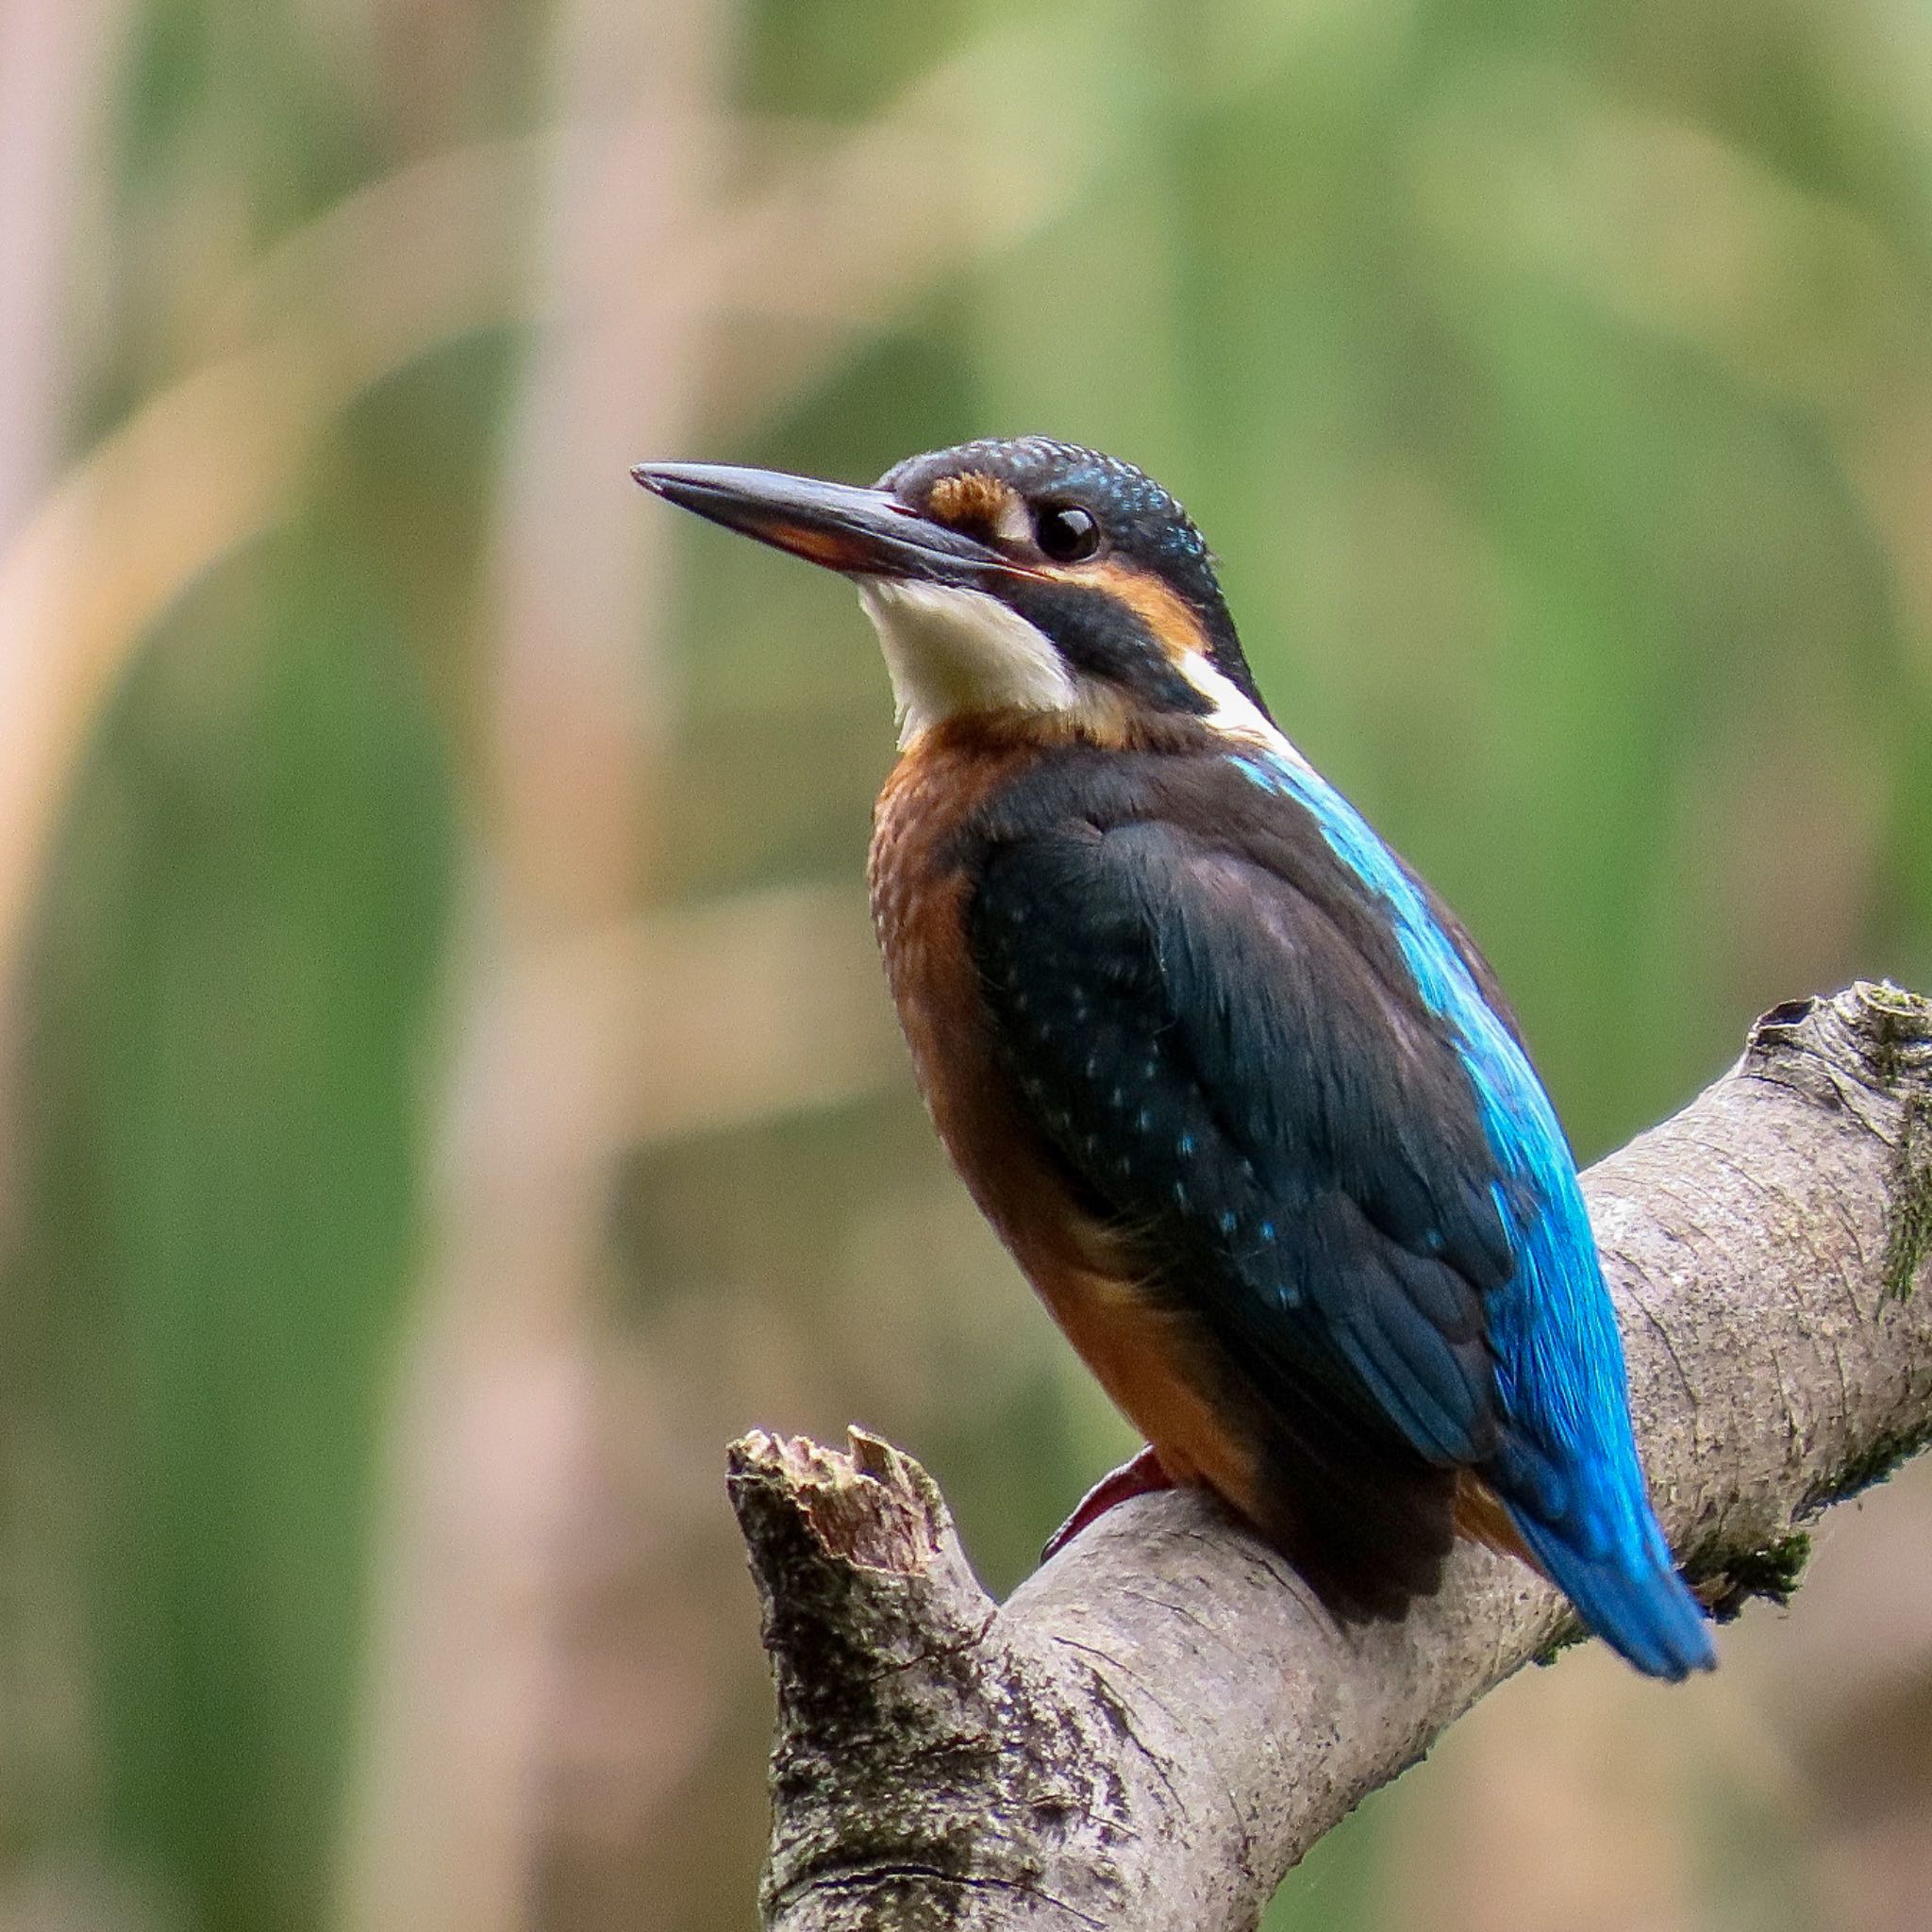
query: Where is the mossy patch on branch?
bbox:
[1860,980,1932,1086]
[1704,1533,1812,1622]
[1884,1093,1932,1301]
[1854,983,1932,1300]
[1807,1415,1932,1514]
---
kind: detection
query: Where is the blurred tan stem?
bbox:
[341,6,734,1931]
[0,0,126,1227]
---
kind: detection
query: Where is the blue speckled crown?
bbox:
[883,438,1214,573]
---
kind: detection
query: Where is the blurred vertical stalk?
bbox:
[0,0,126,1228]
[341,5,733,1931]
[0,7,131,1899]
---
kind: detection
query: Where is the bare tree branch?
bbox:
[724,982,1932,1930]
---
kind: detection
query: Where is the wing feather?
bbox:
[968,818,1512,1475]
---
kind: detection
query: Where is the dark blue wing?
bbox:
[969,817,1517,1473]
[970,807,1714,1676]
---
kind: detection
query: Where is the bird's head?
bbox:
[634,438,1268,747]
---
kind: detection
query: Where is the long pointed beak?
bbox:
[631,460,1016,586]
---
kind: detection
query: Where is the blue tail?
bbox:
[1507,1506,1714,1681]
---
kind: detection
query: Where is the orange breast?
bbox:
[868,720,1259,1516]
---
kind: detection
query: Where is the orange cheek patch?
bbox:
[1052,558,1211,664]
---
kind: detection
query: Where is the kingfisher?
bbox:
[634,438,1715,1680]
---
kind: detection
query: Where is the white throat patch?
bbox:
[857,578,1090,746]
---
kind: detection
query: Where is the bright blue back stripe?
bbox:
[1227,744,1651,1550]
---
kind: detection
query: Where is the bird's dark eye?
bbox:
[1034,502,1101,563]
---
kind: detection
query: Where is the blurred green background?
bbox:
[5,1,1932,1928]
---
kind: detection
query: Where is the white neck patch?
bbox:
[1173,640,1314,772]
[858,577,1108,747]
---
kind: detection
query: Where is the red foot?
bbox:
[1042,1445,1174,1560]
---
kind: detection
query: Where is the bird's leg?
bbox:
[1041,1444,1174,1560]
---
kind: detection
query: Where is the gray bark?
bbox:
[726,982,1932,1930]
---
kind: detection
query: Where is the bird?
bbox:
[633,437,1716,1681]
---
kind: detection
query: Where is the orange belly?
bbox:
[1029,1254,1259,1508]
